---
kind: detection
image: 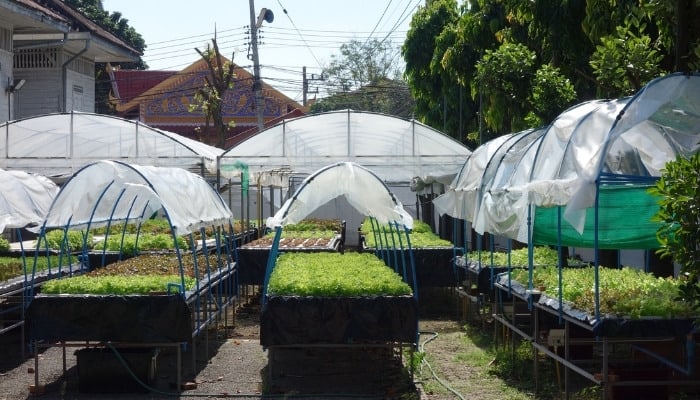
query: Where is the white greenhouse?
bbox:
[436,72,700,253]
[218,109,471,232]
[0,112,223,181]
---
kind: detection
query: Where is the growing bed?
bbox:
[237,219,345,285]
[23,161,239,392]
[260,251,417,347]
[492,265,698,399]
[360,219,458,287]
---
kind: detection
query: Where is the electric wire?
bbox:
[111,4,416,102]
[364,0,393,46]
[274,0,323,70]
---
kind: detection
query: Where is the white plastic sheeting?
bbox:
[266,162,413,229]
[0,112,223,179]
[219,109,470,186]
[434,72,700,242]
[566,73,700,229]
[0,169,58,233]
[432,134,512,224]
[40,160,232,235]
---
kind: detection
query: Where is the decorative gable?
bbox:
[110,56,304,138]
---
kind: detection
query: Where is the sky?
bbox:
[103,0,422,102]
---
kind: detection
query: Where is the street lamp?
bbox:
[6,78,26,121]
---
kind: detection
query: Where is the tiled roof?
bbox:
[110,69,178,105]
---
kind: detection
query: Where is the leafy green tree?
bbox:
[650,152,700,312]
[310,78,415,118]
[189,39,236,148]
[402,0,465,140]
[404,0,700,141]
[589,7,666,97]
[323,39,401,93]
[314,39,413,117]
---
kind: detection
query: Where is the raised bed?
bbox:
[25,252,237,342]
[360,219,459,287]
[492,267,700,399]
[260,252,418,347]
[238,219,345,285]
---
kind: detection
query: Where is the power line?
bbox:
[274,0,323,70]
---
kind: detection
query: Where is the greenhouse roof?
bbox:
[39,160,232,235]
[434,72,700,247]
[266,162,413,229]
[0,112,223,179]
[219,109,470,186]
[0,169,58,233]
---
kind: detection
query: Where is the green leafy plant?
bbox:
[0,255,63,281]
[267,252,412,297]
[0,237,9,252]
[360,219,453,248]
[44,229,93,252]
[508,266,693,318]
[41,274,195,295]
[465,246,574,267]
[93,233,188,255]
[650,152,700,312]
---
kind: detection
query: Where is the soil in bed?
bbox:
[85,253,216,280]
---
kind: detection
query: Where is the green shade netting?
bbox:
[533,185,661,249]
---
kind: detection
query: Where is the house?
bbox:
[107,56,305,147]
[0,0,141,122]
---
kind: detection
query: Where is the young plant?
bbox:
[267,252,412,297]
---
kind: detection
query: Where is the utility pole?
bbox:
[302,67,322,107]
[248,0,265,131]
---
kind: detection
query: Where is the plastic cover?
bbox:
[0,112,223,178]
[432,134,512,223]
[266,162,414,229]
[219,109,471,185]
[436,73,700,245]
[0,169,58,233]
[566,73,700,229]
[40,160,232,235]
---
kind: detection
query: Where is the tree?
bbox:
[402,0,465,140]
[310,78,415,118]
[650,152,700,312]
[589,6,666,97]
[188,39,236,149]
[312,39,413,117]
[403,0,700,141]
[323,39,401,93]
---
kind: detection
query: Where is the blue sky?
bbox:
[104,0,421,101]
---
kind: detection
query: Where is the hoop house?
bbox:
[0,169,58,336]
[266,162,414,229]
[218,110,470,230]
[220,110,470,185]
[0,169,58,234]
[38,160,231,236]
[259,162,418,351]
[0,112,223,180]
[25,160,239,388]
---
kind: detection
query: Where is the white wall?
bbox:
[66,68,95,113]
